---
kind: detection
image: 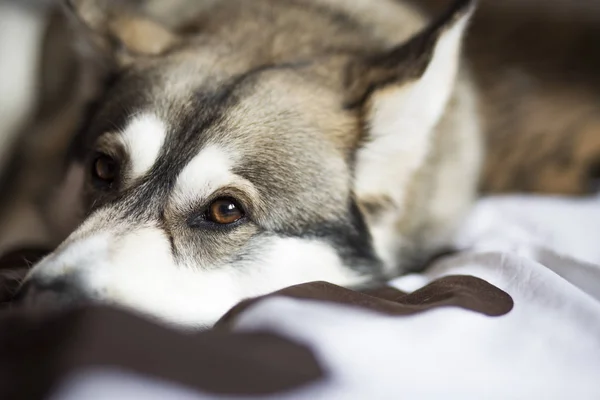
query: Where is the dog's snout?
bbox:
[13,277,90,310]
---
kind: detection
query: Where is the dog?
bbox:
[15,0,484,328]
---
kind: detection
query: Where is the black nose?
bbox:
[12,277,90,310]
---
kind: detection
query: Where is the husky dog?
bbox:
[17,0,481,327]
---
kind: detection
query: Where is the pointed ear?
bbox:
[349,0,476,210]
[63,0,180,67]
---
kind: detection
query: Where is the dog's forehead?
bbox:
[208,69,358,224]
[103,62,360,227]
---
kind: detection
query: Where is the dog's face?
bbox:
[19,0,475,327]
[27,59,380,327]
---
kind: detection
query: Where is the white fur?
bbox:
[171,144,258,209]
[29,223,364,327]
[422,77,482,250]
[174,144,234,198]
[355,13,471,208]
[120,113,167,180]
[171,144,234,206]
[354,11,472,270]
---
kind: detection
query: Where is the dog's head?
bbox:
[19,0,476,327]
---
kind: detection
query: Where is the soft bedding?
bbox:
[1,195,600,399]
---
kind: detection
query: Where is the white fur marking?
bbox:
[172,144,244,208]
[120,113,166,180]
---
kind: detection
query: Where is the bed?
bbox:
[1,194,599,399]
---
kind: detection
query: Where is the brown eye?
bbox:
[92,154,118,184]
[207,198,244,225]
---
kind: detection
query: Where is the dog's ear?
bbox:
[349,0,475,211]
[63,0,180,67]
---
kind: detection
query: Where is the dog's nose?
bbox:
[12,277,90,310]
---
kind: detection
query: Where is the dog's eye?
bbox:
[207,198,244,225]
[92,154,118,184]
